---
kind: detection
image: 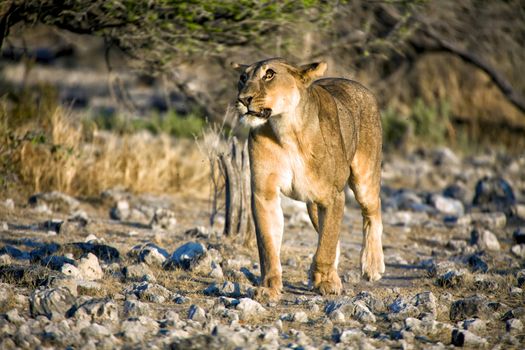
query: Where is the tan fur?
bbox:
[233,58,384,301]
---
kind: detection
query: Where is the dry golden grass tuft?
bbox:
[11,107,210,197]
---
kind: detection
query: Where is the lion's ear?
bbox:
[231,62,248,72]
[299,61,327,84]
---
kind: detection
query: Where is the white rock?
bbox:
[84,234,100,243]
[110,200,130,220]
[2,198,15,210]
[143,248,167,266]
[430,195,464,216]
[236,298,266,319]
[80,324,111,339]
[292,311,309,323]
[121,316,159,342]
[209,261,224,279]
[411,291,437,316]
[6,309,25,325]
[339,329,364,343]
[188,304,207,323]
[506,318,523,333]
[0,254,12,265]
[30,287,76,320]
[61,263,81,279]
[124,263,154,281]
[471,229,501,251]
[511,244,525,258]
[128,281,172,303]
[77,253,103,280]
[329,310,345,322]
[451,329,488,347]
[150,208,177,230]
[463,318,486,332]
[353,301,376,323]
[124,300,151,317]
[72,299,118,322]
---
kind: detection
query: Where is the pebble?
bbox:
[109,200,130,221]
[127,281,172,303]
[121,316,159,342]
[150,208,177,230]
[123,263,154,282]
[450,295,489,321]
[291,311,309,323]
[69,298,118,322]
[429,194,464,216]
[235,298,266,319]
[30,287,77,320]
[511,244,525,258]
[77,253,104,280]
[472,176,516,214]
[164,242,207,270]
[506,318,523,333]
[470,229,501,251]
[469,212,507,229]
[512,227,525,244]
[188,304,207,323]
[462,318,486,332]
[451,328,488,347]
[338,328,364,343]
[28,191,80,213]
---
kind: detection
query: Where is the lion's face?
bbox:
[234,59,303,128]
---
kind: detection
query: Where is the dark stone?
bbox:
[472,177,515,213]
[437,270,465,288]
[164,242,206,270]
[30,243,61,262]
[353,291,386,314]
[467,254,488,273]
[513,228,525,244]
[0,264,61,287]
[443,183,469,204]
[451,329,487,348]
[40,255,76,270]
[450,295,489,321]
[40,220,64,233]
[68,242,120,263]
[137,243,170,261]
[0,245,31,260]
[501,307,525,321]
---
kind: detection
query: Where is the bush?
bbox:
[92,111,206,138]
[0,87,210,196]
[382,98,453,149]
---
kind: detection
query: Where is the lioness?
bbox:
[233,58,384,301]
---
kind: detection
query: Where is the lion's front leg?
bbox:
[310,192,345,295]
[252,184,284,302]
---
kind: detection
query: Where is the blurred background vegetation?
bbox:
[0,0,524,196]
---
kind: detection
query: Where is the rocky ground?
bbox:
[0,147,524,349]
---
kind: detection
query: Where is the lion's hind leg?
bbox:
[349,153,385,282]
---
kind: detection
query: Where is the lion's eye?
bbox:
[264,69,275,81]
[240,73,248,83]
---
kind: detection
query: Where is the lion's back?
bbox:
[312,78,382,160]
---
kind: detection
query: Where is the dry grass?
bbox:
[11,107,210,197]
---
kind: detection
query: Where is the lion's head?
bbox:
[232,58,327,128]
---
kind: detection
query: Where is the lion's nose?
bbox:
[238,95,253,107]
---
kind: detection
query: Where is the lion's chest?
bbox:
[279,147,324,203]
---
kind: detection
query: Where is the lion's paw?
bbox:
[254,287,281,302]
[311,269,343,295]
[361,247,385,282]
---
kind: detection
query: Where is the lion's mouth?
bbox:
[246,108,272,119]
